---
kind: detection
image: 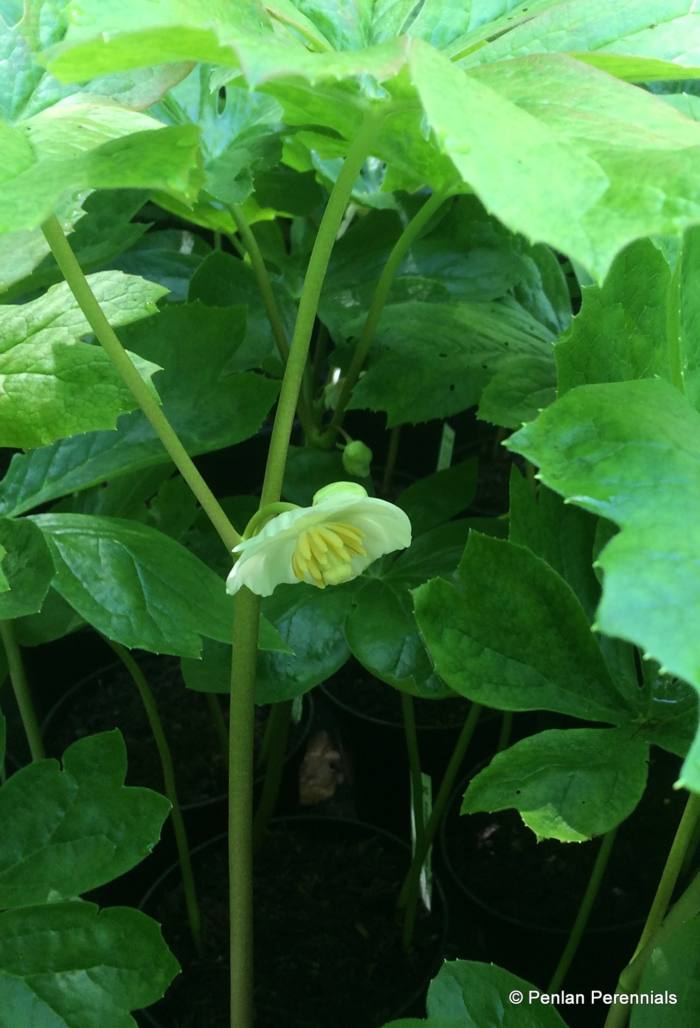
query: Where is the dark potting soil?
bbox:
[325,662,475,730]
[442,749,686,932]
[43,657,307,807]
[141,821,445,1028]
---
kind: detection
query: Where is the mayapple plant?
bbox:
[1,1,700,1027]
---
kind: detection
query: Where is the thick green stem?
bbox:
[549,828,617,992]
[0,620,44,761]
[253,700,292,849]
[324,190,448,441]
[41,215,241,553]
[260,113,381,503]
[400,703,482,948]
[229,588,261,1028]
[604,792,700,1028]
[229,206,289,364]
[381,426,401,497]
[226,116,381,1027]
[401,693,425,849]
[105,640,202,954]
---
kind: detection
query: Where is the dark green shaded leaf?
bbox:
[0,730,169,906]
[414,532,638,723]
[0,518,53,619]
[462,727,649,842]
[0,902,179,1027]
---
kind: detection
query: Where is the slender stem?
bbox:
[104,640,202,954]
[229,207,289,363]
[617,871,700,1004]
[228,588,260,1028]
[381,426,401,497]
[260,113,381,504]
[496,711,513,753]
[666,255,684,393]
[604,792,700,1028]
[401,693,425,849]
[548,828,617,992]
[205,691,229,762]
[253,700,292,849]
[41,215,241,553]
[324,189,448,441]
[400,704,482,948]
[0,620,44,761]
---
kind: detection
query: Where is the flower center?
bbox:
[291,521,367,588]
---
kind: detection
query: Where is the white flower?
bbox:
[226,482,411,597]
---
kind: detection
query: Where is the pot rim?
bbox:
[138,814,449,1028]
[320,679,484,734]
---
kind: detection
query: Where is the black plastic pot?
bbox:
[320,669,504,838]
[437,749,687,1020]
[138,816,449,1028]
[42,658,313,836]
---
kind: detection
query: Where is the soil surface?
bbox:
[140,819,445,1028]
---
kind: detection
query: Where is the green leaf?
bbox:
[151,66,283,226]
[347,521,472,699]
[0,902,179,1027]
[414,532,638,723]
[14,587,84,647]
[383,958,568,1027]
[631,917,700,1028]
[183,580,353,704]
[346,298,554,426]
[113,228,211,303]
[45,7,700,279]
[462,727,649,842]
[509,470,600,620]
[477,353,556,428]
[0,518,53,619]
[2,190,149,300]
[0,303,279,516]
[396,461,477,535]
[463,1,700,81]
[507,377,700,789]
[0,730,169,906]
[556,239,676,396]
[31,513,239,657]
[1,99,202,232]
[188,249,289,371]
[0,271,164,447]
[1,1,189,122]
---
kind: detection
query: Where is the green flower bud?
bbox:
[342,440,373,478]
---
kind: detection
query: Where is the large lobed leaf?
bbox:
[42,1,700,279]
[508,378,700,790]
[0,731,169,907]
[0,902,178,1027]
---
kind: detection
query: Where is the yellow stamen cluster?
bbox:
[291,521,367,588]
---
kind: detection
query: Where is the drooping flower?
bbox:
[226,482,411,597]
